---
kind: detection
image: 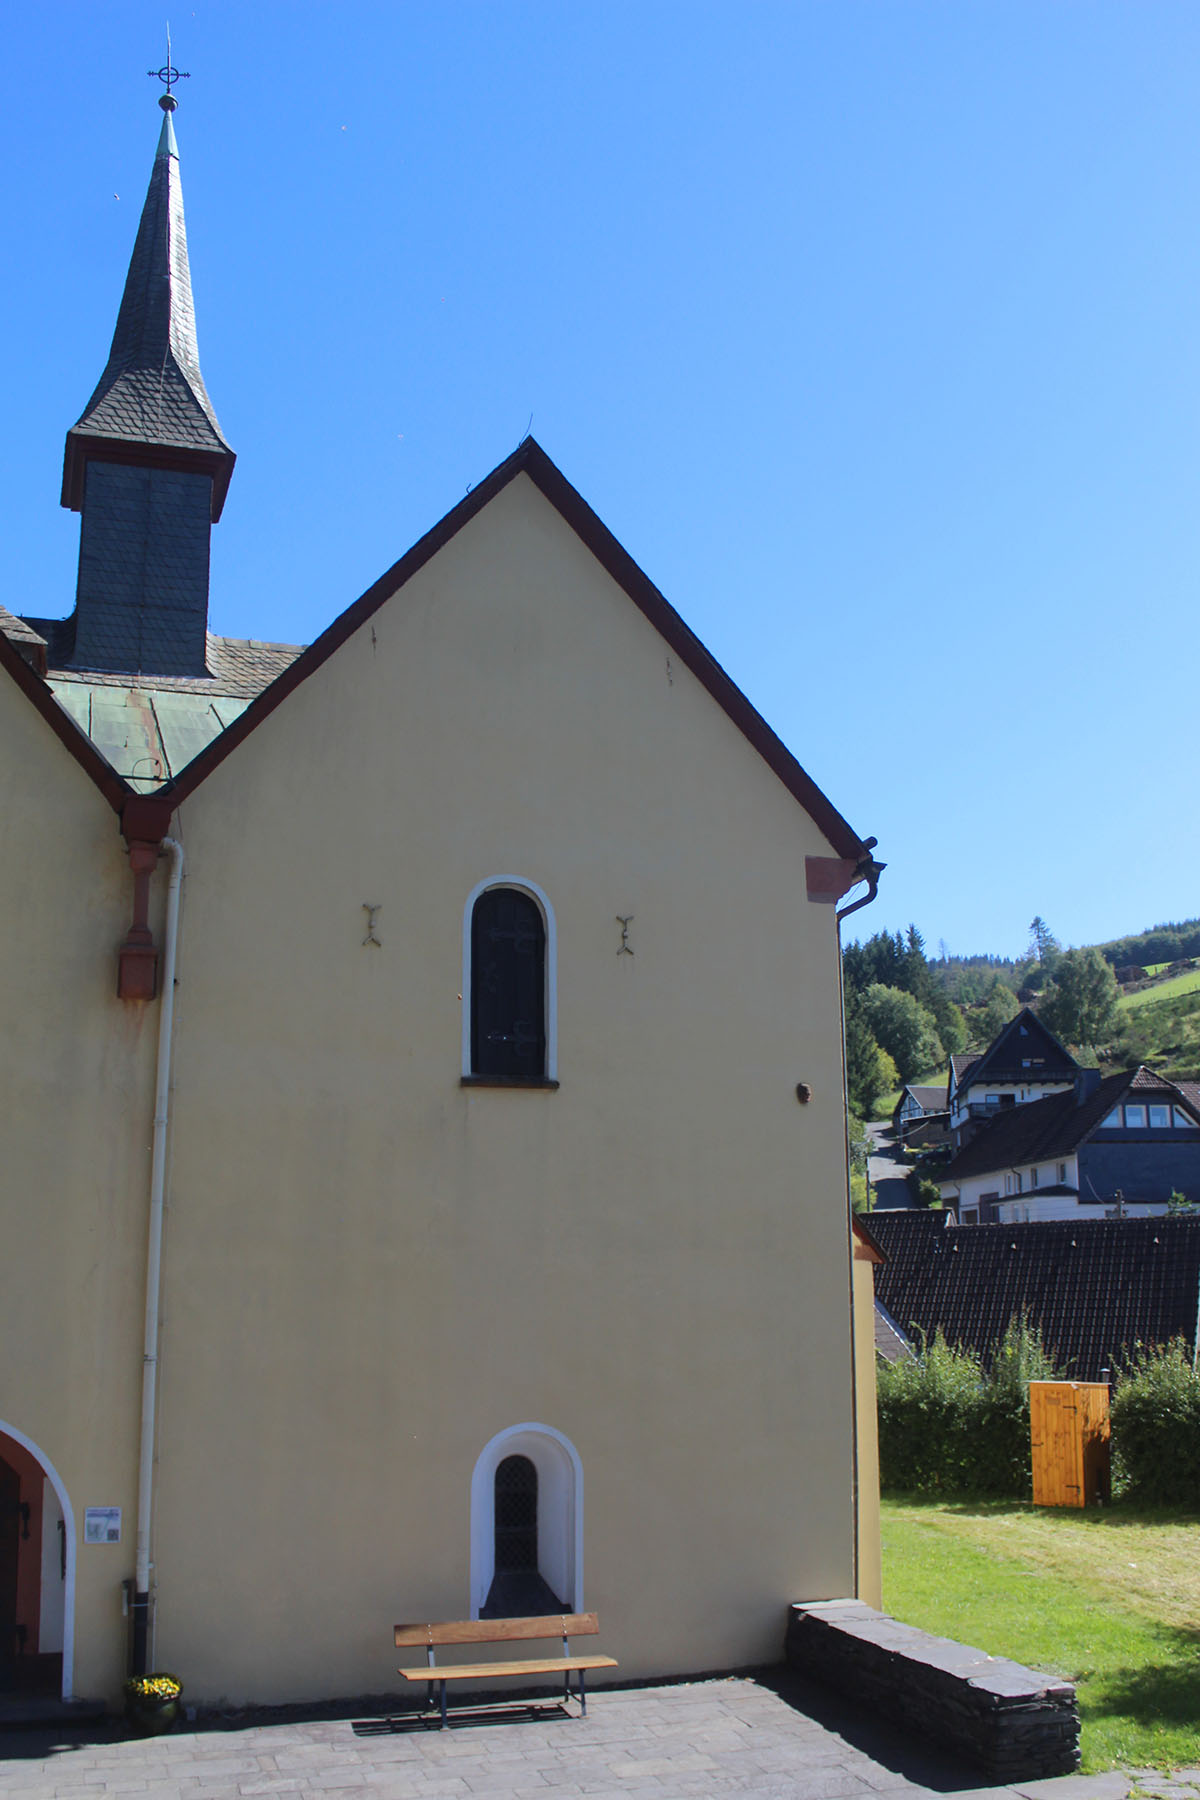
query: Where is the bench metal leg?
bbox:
[579,1666,587,1717]
[440,1679,447,1729]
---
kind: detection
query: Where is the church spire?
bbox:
[61,92,235,520]
[59,83,234,679]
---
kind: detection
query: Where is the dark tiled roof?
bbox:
[943,1067,1197,1183]
[950,1053,979,1090]
[62,110,234,519]
[867,1210,1200,1380]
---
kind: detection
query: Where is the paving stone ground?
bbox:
[0,1674,1195,1800]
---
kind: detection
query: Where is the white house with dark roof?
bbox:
[940,1066,1200,1223]
[948,1008,1080,1151]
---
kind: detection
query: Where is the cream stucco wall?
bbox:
[3,473,864,1705]
[0,674,164,1699]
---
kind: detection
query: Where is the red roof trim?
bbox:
[163,439,868,856]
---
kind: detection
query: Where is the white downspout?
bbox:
[134,835,184,1666]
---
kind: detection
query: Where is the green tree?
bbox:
[861,984,943,1085]
[844,989,898,1117]
[902,924,934,1005]
[1038,947,1120,1047]
[1028,915,1061,964]
[978,978,1019,1043]
[926,985,966,1057]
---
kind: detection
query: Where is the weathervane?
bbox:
[148,25,189,113]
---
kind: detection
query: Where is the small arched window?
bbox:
[470,887,546,1081]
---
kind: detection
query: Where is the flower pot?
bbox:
[125,1695,180,1735]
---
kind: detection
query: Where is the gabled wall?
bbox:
[4,473,862,1704]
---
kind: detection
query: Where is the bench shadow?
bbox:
[354,1697,576,1735]
[755,1665,1019,1795]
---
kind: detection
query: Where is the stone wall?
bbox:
[786,1599,1078,1779]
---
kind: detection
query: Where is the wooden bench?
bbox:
[394,1612,617,1728]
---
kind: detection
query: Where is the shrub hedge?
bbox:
[876,1320,1057,1496]
[878,1325,1200,1503]
[1110,1340,1200,1506]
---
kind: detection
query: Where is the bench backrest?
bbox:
[395,1612,599,1649]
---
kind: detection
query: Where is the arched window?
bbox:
[467,885,549,1082]
[470,1424,581,1618]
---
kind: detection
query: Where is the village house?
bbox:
[940,1066,1200,1224]
[947,1008,1079,1151]
[0,96,884,1709]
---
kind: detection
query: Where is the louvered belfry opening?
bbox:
[471,889,546,1079]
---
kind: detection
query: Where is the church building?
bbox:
[0,90,883,1709]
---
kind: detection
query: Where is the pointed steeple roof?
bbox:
[61,102,235,520]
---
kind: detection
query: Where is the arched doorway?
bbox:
[0,1426,75,1700]
[470,1424,582,1619]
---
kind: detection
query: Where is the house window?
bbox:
[1030,1167,1039,1188]
[1174,1108,1196,1130]
[1058,1162,1067,1182]
[1101,1108,1122,1128]
[1125,1104,1147,1129]
[463,878,557,1084]
[1148,1105,1170,1129]
[1016,1171,1023,1194]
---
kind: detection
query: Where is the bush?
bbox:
[1111,1341,1200,1506]
[877,1320,1059,1496]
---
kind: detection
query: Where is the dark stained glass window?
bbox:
[471,888,546,1080]
[493,1454,538,1574]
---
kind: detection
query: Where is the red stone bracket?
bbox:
[117,797,174,1000]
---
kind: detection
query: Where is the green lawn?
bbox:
[1118,967,1200,1010]
[880,1496,1200,1772]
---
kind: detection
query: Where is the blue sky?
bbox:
[3,3,1198,959]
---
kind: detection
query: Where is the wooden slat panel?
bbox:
[398,1654,618,1682]
[394,1613,599,1648]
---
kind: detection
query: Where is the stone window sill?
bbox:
[460,1075,560,1090]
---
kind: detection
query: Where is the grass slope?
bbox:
[1118,969,1200,1011]
[881,1497,1200,1772]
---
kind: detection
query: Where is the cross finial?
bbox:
[148,24,190,113]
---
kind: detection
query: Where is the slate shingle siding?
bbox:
[73,464,212,677]
[1079,1139,1200,1207]
[868,1212,1200,1381]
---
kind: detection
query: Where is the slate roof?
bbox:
[867,1210,1200,1380]
[942,1067,1200,1183]
[0,606,47,650]
[61,109,235,521]
[950,1053,978,1091]
[897,1084,946,1115]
